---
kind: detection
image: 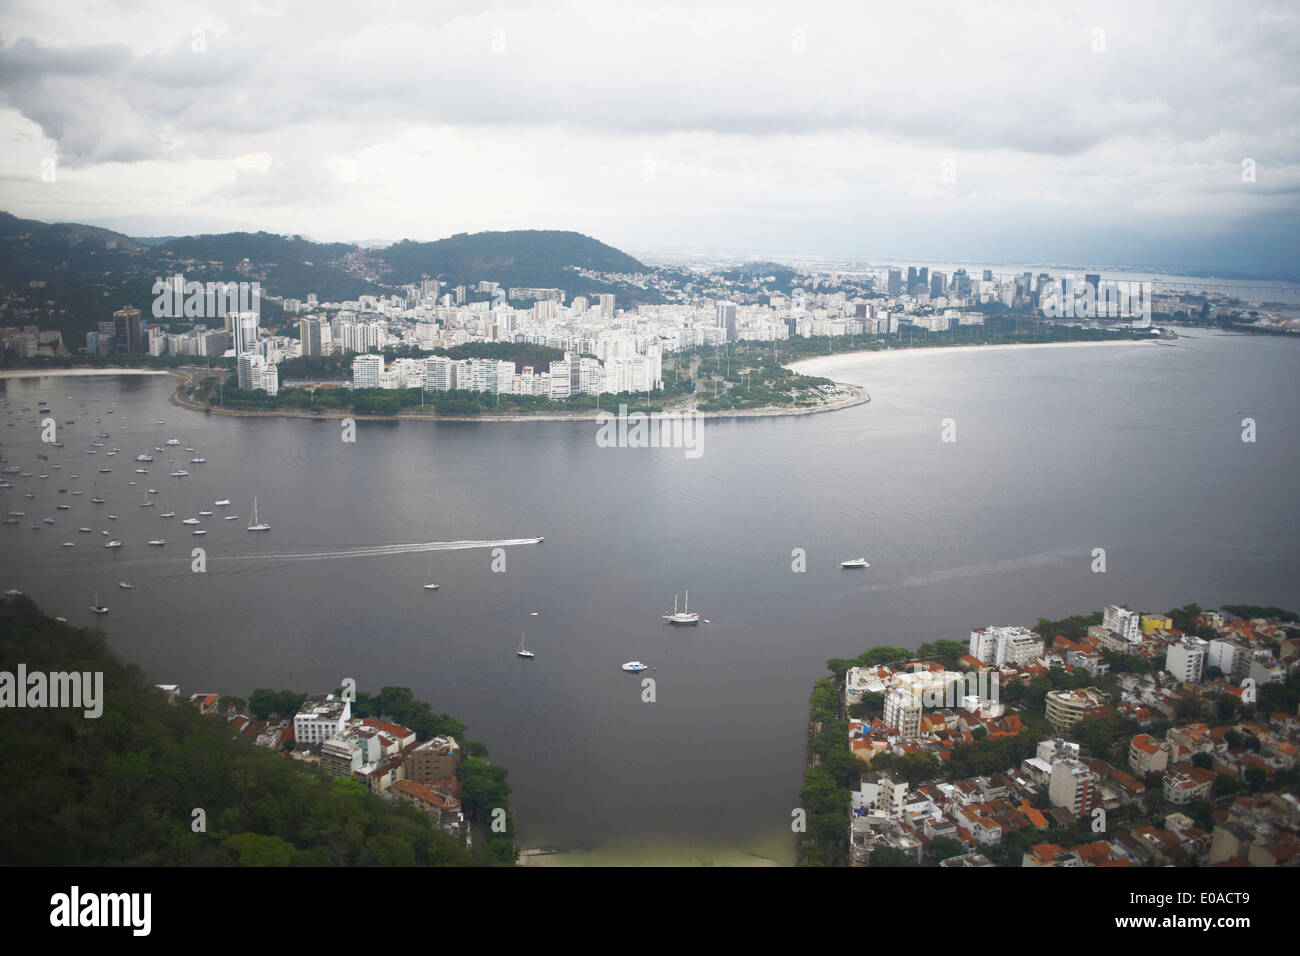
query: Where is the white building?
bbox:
[352,354,384,389]
[883,686,923,740]
[1048,758,1097,815]
[293,694,351,749]
[1103,604,1141,645]
[1165,635,1208,684]
[969,625,1043,666]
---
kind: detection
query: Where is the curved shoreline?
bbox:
[10,338,1157,424]
[167,375,870,423]
[785,337,1160,377]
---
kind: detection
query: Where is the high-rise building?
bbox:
[299,318,322,357]
[231,311,259,355]
[717,302,737,342]
[351,354,383,389]
[1103,604,1141,645]
[1166,636,1208,684]
[1048,758,1098,815]
[883,687,923,740]
[112,306,142,354]
[598,294,615,319]
[930,272,945,298]
[887,269,902,295]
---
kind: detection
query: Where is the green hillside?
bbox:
[0,595,483,866]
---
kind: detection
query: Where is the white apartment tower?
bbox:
[884,687,923,740]
[1166,636,1208,684]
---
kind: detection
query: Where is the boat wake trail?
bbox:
[221,537,542,563]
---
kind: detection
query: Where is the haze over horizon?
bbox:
[1,1,1297,275]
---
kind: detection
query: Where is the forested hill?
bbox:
[0,595,482,866]
[375,229,647,287]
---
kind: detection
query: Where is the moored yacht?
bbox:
[663,591,701,625]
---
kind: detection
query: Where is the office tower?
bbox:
[982,269,993,282]
[299,318,322,357]
[906,266,918,292]
[918,267,929,290]
[112,306,142,353]
[231,311,259,355]
[717,301,737,342]
[598,294,615,319]
[930,272,945,298]
[954,269,972,297]
[887,269,902,295]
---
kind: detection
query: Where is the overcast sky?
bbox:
[1,0,1297,274]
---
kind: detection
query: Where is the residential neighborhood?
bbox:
[803,604,1300,867]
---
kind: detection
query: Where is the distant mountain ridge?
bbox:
[0,212,659,340]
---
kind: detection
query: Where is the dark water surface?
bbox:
[2,331,1296,856]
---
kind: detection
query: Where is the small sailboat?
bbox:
[622,661,649,672]
[148,539,165,546]
[90,591,108,614]
[423,560,439,590]
[841,557,870,568]
[516,633,535,659]
[247,497,270,532]
[663,591,701,625]
[118,581,133,590]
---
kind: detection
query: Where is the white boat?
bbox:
[118,581,133,590]
[181,518,200,525]
[663,591,701,625]
[165,438,180,446]
[191,458,206,464]
[841,558,870,568]
[170,470,188,477]
[198,509,213,516]
[104,539,123,549]
[136,454,152,462]
[161,511,176,518]
[148,539,165,546]
[90,591,108,614]
[78,527,91,533]
[61,541,74,548]
[247,497,270,532]
[192,529,206,536]
[622,661,649,672]
[224,515,239,520]
[214,499,231,506]
[516,633,535,659]
[424,582,440,590]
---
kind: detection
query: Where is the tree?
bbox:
[222,832,296,866]
[929,836,965,863]
[1191,752,1214,770]
[869,846,914,867]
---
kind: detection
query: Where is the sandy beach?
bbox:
[786,337,1160,377]
[0,368,173,380]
